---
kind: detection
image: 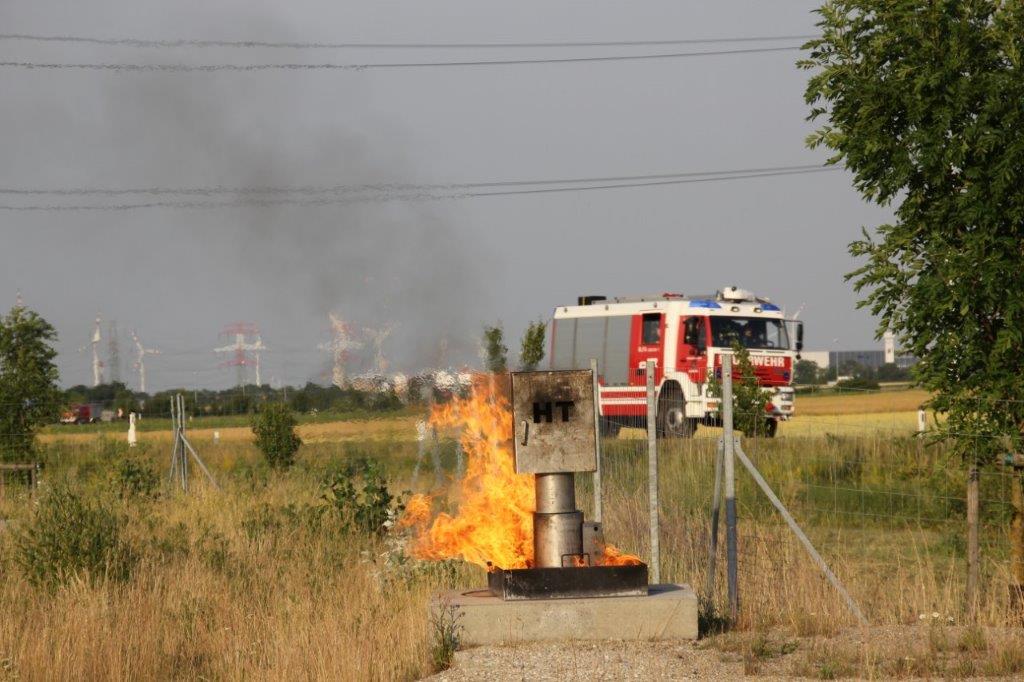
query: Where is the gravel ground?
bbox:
[426,626,1024,681]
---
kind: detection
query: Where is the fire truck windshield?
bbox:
[710,317,789,350]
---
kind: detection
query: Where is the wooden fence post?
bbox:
[966,465,980,615]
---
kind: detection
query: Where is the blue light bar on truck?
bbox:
[760,303,781,312]
[689,299,721,309]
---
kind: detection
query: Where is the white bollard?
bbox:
[213,430,221,445]
[917,409,927,433]
[127,412,138,447]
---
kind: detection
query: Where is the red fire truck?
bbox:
[549,286,803,438]
[60,402,104,425]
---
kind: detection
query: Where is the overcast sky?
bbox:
[0,0,891,390]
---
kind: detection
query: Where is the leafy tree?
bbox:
[482,324,508,373]
[0,305,61,462]
[824,365,839,382]
[518,320,547,371]
[876,363,911,383]
[803,1,1024,588]
[794,359,824,386]
[730,344,772,437]
[251,402,302,469]
[838,360,872,381]
[709,343,771,437]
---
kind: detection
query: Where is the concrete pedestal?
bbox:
[433,583,698,647]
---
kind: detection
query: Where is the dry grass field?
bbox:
[2,388,1022,680]
[796,388,930,415]
[39,415,422,446]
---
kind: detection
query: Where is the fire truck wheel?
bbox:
[599,419,621,438]
[764,418,779,438]
[657,387,695,438]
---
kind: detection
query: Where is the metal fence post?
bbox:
[169,396,179,483]
[590,358,603,524]
[722,353,739,621]
[179,394,189,493]
[646,359,660,584]
[706,437,725,601]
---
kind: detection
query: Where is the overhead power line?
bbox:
[0,45,801,72]
[0,164,833,197]
[0,32,817,50]
[0,165,841,211]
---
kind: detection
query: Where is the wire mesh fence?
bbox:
[579,365,1023,629]
[2,364,1022,630]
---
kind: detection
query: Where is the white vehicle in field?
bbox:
[548,286,804,438]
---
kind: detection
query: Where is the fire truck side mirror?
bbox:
[795,322,804,352]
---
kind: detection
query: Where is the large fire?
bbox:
[401,377,640,570]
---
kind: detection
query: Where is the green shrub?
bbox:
[14,486,136,587]
[321,459,404,535]
[707,343,771,437]
[730,344,771,437]
[116,450,160,499]
[251,402,302,469]
[834,377,880,391]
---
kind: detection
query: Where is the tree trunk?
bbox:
[966,466,979,615]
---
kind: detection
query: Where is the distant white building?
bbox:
[799,348,917,372]
[799,350,830,368]
[883,330,896,364]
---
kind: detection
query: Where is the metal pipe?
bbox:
[535,473,576,513]
[534,511,584,567]
[533,473,583,568]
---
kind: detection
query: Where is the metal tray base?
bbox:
[487,563,649,601]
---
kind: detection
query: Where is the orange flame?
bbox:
[398,492,433,529]
[597,543,643,567]
[403,376,641,570]
[406,378,535,569]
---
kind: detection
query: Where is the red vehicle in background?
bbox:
[60,403,104,424]
[549,286,804,438]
